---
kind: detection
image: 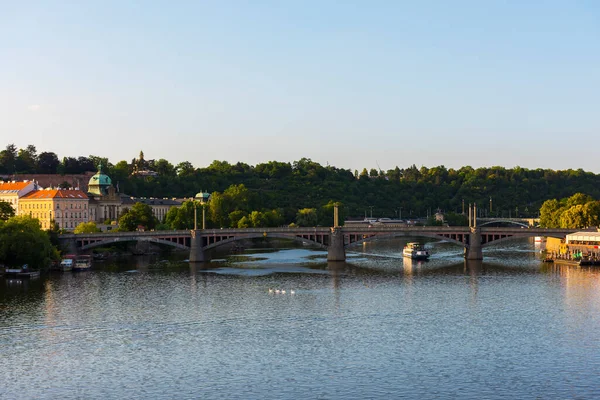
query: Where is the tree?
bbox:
[0,144,17,174]
[154,159,176,176]
[61,157,81,174]
[0,216,59,268]
[77,156,96,172]
[165,200,196,230]
[540,199,562,228]
[176,161,195,176]
[16,145,38,173]
[74,221,101,234]
[296,208,318,227]
[208,192,229,227]
[118,203,157,231]
[88,155,110,170]
[229,210,247,228]
[0,200,15,221]
[37,152,60,174]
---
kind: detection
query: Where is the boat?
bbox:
[4,265,40,278]
[56,256,75,272]
[73,255,92,271]
[4,267,24,277]
[402,242,430,260]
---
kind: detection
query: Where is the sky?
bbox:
[1,1,599,173]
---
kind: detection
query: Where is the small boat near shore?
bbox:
[73,255,92,271]
[3,265,40,278]
[403,242,430,260]
[55,256,76,272]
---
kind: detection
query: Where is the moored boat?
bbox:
[403,242,430,260]
[73,255,92,271]
[56,256,76,272]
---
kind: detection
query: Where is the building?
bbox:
[86,165,182,225]
[19,189,89,230]
[0,181,36,213]
[87,165,124,223]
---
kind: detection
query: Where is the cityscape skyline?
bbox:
[2,1,599,172]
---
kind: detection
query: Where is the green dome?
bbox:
[88,165,112,196]
[89,171,112,186]
[195,191,211,203]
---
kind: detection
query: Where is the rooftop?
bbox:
[21,189,89,200]
[0,181,34,192]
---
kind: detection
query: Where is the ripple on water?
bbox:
[1,240,600,399]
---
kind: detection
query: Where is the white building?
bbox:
[0,181,36,213]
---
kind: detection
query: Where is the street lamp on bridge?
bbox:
[194,191,211,230]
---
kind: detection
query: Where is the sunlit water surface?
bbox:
[1,238,600,399]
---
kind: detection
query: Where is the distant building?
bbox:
[87,165,123,222]
[20,189,89,230]
[0,181,36,213]
[86,165,182,224]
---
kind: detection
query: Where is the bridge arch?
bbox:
[203,233,327,251]
[478,220,530,228]
[346,232,467,248]
[481,231,566,248]
[79,237,189,251]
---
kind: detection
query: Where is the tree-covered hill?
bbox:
[2,144,600,220]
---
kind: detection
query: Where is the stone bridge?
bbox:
[59,225,575,262]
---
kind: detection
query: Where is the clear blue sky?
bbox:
[1,1,599,172]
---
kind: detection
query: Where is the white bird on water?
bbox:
[290,290,295,295]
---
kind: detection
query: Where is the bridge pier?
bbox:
[465,228,483,260]
[189,230,207,263]
[327,227,346,261]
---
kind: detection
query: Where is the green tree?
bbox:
[118,203,157,231]
[567,193,592,208]
[15,145,38,173]
[0,216,59,268]
[0,144,17,174]
[37,152,60,174]
[248,211,268,227]
[0,200,15,221]
[176,161,195,176]
[237,215,251,228]
[296,208,318,227]
[229,210,247,228]
[165,200,196,230]
[539,199,562,228]
[74,221,101,234]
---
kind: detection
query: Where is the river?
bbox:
[1,238,600,399]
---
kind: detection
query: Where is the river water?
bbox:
[1,238,600,399]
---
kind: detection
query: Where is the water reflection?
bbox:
[2,240,600,399]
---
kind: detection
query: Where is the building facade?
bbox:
[19,189,89,230]
[0,181,36,213]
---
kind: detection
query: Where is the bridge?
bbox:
[477,217,540,227]
[59,225,575,262]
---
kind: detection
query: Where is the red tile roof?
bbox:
[21,190,89,200]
